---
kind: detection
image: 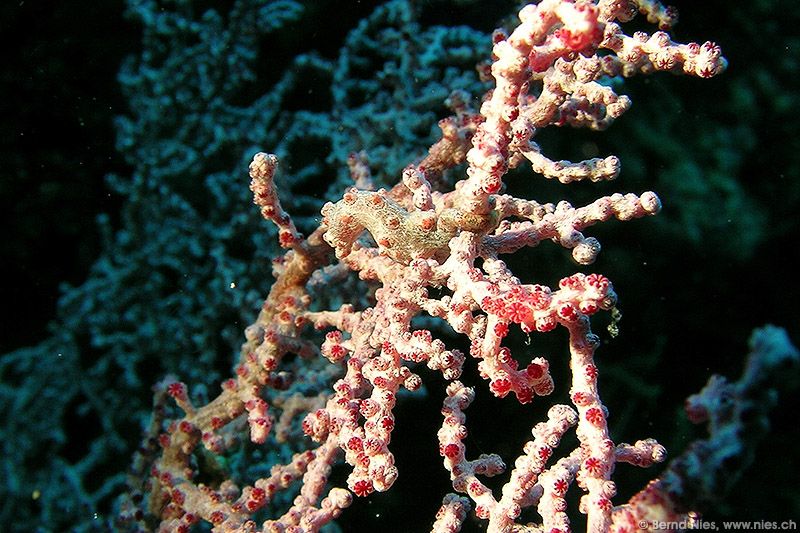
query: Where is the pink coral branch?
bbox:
[118,4,791,533]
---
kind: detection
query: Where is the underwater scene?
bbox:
[2,1,798,531]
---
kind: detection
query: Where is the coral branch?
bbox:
[117,3,796,532]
